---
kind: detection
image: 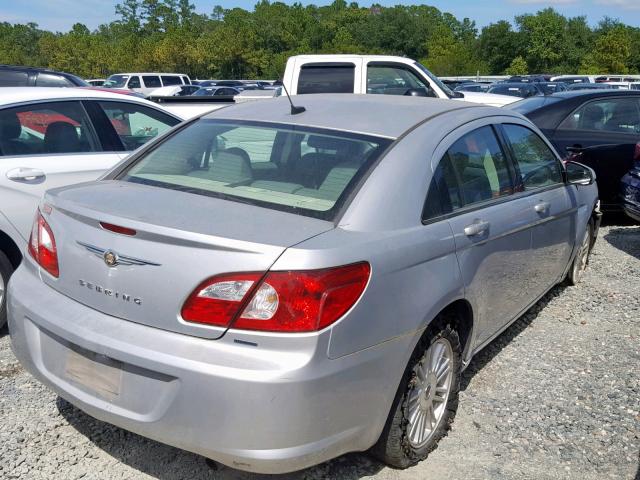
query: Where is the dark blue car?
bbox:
[621,146,640,221]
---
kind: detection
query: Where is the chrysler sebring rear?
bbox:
[8,95,599,473]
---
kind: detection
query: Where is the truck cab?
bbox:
[283,55,517,107]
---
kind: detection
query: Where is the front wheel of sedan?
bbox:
[567,221,593,286]
[372,323,461,468]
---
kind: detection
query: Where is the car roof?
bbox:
[205,94,514,139]
[535,89,640,101]
[0,87,175,110]
[109,73,187,76]
[0,64,71,74]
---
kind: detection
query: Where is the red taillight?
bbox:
[100,222,136,236]
[28,209,59,278]
[181,262,371,333]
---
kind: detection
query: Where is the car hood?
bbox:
[455,91,519,107]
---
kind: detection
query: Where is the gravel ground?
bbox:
[1,223,638,480]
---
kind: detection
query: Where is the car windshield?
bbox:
[104,75,129,88]
[120,120,392,220]
[413,62,455,98]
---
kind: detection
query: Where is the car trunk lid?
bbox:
[40,180,334,339]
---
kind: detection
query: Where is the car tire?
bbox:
[567,220,593,286]
[372,321,462,469]
[0,250,13,328]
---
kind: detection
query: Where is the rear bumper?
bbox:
[8,264,409,474]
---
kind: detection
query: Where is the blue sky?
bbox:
[2,0,640,32]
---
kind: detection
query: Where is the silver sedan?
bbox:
[9,94,599,473]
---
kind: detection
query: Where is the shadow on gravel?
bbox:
[57,396,385,479]
[604,227,640,260]
[0,322,8,338]
[460,282,567,392]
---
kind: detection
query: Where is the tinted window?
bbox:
[142,76,161,88]
[104,75,129,88]
[128,76,141,88]
[488,84,536,98]
[297,65,354,94]
[367,64,431,96]
[121,120,391,219]
[0,70,29,86]
[98,101,179,151]
[503,124,563,190]
[36,73,72,87]
[428,126,513,213]
[0,101,98,156]
[559,98,640,133]
[180,76,190,85]
[161,75,182,86]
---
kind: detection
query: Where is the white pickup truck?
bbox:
[281,54,517,106]
[152,54,516,119]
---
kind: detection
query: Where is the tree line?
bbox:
[1,0,639,80]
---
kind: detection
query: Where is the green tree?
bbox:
[505,56,528,76]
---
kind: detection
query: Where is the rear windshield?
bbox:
[507,95,563,115]
[120,120,392,220]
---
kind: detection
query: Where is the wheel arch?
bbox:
[0,229,23,269]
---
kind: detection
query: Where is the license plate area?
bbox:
[65,346,123,401]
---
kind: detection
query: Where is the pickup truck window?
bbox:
[142,76,162,88]
[414,62,455,98]
[367,64,431,96]
[297,64,355,94]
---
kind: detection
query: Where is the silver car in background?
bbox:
[9,94,599,473]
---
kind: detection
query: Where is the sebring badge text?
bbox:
[78,279,142,305]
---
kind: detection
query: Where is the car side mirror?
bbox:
[405,88,428,97]
[565,161,595,186]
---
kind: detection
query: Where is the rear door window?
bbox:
[424,126,513,219]
[502,124,563,190]
[297,64,355,94]
[0,101,98,156]
[559,98,640,133]
[120,120,391,219]
[0,70,29,86]
[142,76,161,88]
[97,101,180,151]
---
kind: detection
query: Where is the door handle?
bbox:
[534,201,550,214]
[464,220,490,237]
[6,167,46,182]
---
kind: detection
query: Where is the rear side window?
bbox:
[161,76,181,86]
[559,98,640,133]
[502,124,563,190]
[120,120,391,219]
[97,101,179,151]
[142,76,161,88]
[0,101,98,156]
[0,70,29,86]
[424,126,512,219]
[36,73,72,87]
[297,64,354,94]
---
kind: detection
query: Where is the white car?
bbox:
[0,88,182,326]
[104,73,192,96]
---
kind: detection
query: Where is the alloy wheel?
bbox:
[406,338,454,448]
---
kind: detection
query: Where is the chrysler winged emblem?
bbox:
[77,242,161,267]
